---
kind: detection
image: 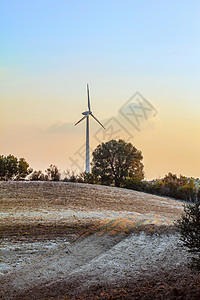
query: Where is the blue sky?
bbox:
[1,0,200,179]
[2,0,199,76]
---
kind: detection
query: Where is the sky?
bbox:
[1,0,200,179]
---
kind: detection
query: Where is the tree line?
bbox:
[0,155,61,181]
[123,173,200,203]
[1,139,199,203]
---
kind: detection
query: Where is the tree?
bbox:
[0,154,32,180]
[17,158,33,180]
[92,139,144,187]
[0,155,6,180]
[5,155,18,180]
[45,165,61,181]
[176,201,200,270]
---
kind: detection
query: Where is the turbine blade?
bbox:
[74,115,87,126]
[91,113,106,130]
[87,84,91,111]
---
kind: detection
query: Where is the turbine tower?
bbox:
[75,84,106,173]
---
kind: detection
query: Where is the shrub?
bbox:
[45,165,61,181]
[78,172,95,184]
[63,170,78,182]
[29,170,48,181]
[176,201,200,271]
[122,178,147,192]
[63,170,95,184]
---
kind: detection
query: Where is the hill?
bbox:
[0,181,183,231]
[1,182,200,299]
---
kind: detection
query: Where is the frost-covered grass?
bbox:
[0,181,189,299]
[0,230,189,299]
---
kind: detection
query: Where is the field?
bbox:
[1,181,200,299]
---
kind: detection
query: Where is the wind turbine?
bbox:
[75,84,106,173]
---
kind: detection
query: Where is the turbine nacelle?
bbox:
[75,84,106,129]
[82,111,92,116]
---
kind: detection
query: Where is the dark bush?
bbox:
[45,165,61,181]
[29,170,48,181]
[176,201,200,271]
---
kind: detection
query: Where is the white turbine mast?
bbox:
[75,84,106,173]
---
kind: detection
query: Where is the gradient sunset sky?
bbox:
[1,0,200,179]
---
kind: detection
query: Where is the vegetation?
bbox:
[29,166,61,181]
[0,155,32,180]
[176,201,200,271]
[45,165,61,181]
[29,170,48,181]
[64,170,95,184]
[0,146,199,204]
[91,139,144,187]
[123,172,199,203]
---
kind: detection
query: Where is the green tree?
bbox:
[46,165,61,181]
[177,201,200,270]
[17,158,33,180]
[0,155,31,180]
[5,155,18,180]
[92,139,144,187]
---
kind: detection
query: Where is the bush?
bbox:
[29,170,48,181]
[176,201,200,271]
[79,172,95,184]
[122,178,147,192]
[63,170,79,182]
[63,170,95,184]
[45,165,61,181]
